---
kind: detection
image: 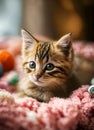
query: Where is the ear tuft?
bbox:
[21,29,35,44]
[21,29,37,57]
[58,33,72,47]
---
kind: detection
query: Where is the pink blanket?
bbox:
[0,86,93,130]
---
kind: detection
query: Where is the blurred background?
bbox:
[0,0,94,41]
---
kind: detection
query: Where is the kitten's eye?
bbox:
[29,61,36,69]
[45,63,54,71]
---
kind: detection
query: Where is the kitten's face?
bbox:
[21,30,73,90]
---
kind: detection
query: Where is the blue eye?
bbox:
[45,63,54,71]
[29,61,36,69]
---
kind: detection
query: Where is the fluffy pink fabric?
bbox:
[0,85,93,130]
[71,86,94,130]
[73,41,94,60]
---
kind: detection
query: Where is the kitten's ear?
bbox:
[21,29,38,46]
[57,33,72,48]
[57,33,73,58]
[21,29,38,57]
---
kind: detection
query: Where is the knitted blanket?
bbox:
[0,86,93,130]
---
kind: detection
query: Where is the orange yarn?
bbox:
[0,50,15,73]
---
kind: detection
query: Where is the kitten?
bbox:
[18,29,80,102]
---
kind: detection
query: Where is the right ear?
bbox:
[21,29,38,56]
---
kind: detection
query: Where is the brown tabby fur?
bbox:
[18,30,81,102]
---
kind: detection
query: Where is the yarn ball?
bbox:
[0,50,15,74]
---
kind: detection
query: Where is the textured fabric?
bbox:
[0,86,93,130]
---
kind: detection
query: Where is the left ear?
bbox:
[57,33,72,48]
[21,29,38,58]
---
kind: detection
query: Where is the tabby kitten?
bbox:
[19,29,80,102]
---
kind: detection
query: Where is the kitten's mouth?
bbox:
[29,76,44,85]
[33,80,44,86]
[34,80,42,83]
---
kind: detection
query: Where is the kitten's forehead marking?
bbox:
[35,42,50,62]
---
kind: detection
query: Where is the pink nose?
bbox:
[33,74,41,81]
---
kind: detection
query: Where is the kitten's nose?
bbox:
[33,74,41,81]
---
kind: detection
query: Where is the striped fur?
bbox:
[35,42,50,61]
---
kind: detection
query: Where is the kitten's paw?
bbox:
[23,88,54,102]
